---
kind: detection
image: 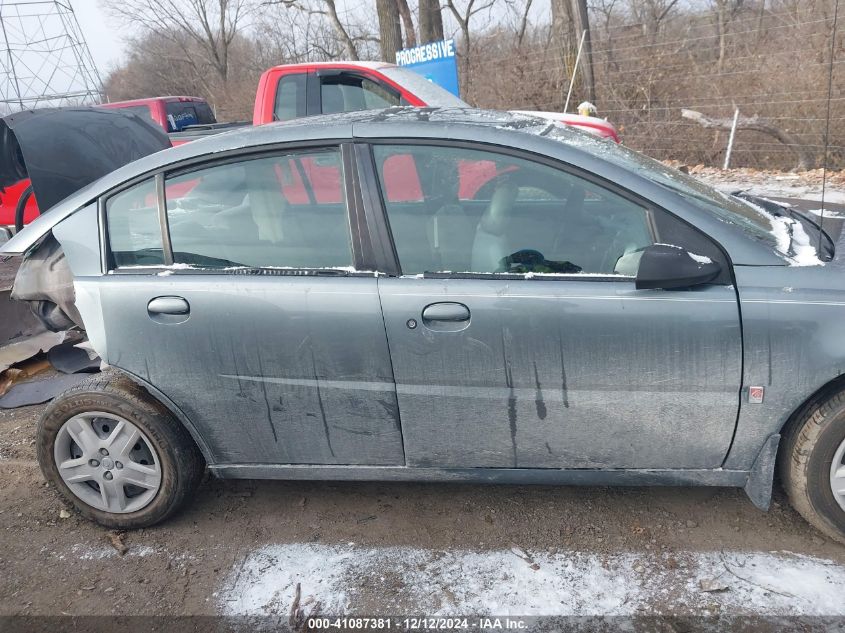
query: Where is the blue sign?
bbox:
[395,39,460,97]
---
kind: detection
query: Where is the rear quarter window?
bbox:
[105,179,164,267]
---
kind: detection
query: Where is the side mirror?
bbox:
[635,243,721,290]
[0,227,11,246]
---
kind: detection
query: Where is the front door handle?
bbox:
[148,296,190,315]
[422,302,470,323]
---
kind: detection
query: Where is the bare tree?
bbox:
[549,0,575,94]
[571,0,595,103]
[265,0,364,60]
[628,0,681,38]
[103,0,254,89]
[503,0,535,47]
[445,0,494,88]
[712,0,745,70]
[396,0,417,47]
[377,0,403,61]
[255,1,365,61]
[682,108,814,169]
[419,0,445,43]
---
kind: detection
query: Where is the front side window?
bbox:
[106,178,163,268]
[373,145,655,276]
[164,149,351,269]
[320,74,401,114]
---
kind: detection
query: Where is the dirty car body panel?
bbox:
[4,107,844,510]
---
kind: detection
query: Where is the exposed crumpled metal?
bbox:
[11,234,81,331]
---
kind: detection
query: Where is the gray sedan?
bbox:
[3,108,845,544]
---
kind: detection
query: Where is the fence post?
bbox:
[723,107,740,170]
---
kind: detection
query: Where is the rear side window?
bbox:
[274,73,307,121]
[164,149,352,269]
[106,179,164,267]
[115,105,155,124]
[320,75,401,114]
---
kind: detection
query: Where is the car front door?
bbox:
[94,146,404,466]
[364,143,742,470]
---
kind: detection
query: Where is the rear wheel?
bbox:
[37,373,204,528]
[780,388,845,545]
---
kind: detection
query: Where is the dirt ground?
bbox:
[2,395,845,623]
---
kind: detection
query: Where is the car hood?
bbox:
[0,107,170,213]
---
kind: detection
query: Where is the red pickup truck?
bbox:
[100,96,216,133]
[252,61,618,140]
[4,62,618,232]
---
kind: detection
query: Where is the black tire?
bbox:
[37,371,205,529]
[780,387,845,545]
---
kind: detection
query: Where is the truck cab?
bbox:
[252,61,620,143]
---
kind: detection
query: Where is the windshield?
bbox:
[541,124,829,261]
[381,66,468,108]
[544,126,773,236]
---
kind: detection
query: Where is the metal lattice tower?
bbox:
[0,0,103,113]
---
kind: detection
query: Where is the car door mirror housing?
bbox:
[635,243,721,290]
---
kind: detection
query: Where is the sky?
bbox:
[72,1,128,74]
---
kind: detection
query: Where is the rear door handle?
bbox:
[147,296,190,315]
[422,302,470,322]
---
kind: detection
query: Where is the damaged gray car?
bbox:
[3,107,845,543]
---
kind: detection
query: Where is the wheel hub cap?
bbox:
[832,437,845,513]
[54,412,161,514]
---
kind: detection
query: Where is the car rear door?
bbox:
[361,142,742,470]
[92,144,404,467]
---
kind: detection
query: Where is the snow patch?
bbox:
[688,252,713,265]
[805,208,845,219]
[735,197,824,266]
[707,181,845,205]
[219,544,845,617]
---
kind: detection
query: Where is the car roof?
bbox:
[100,96,208,108]
[157,107,572,160]
[264,61,396,72]
[1,107,785,265]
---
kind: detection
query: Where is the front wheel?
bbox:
[780,388,845,544]
[37,373,204,528]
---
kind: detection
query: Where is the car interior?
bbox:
[375,146,655,276]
